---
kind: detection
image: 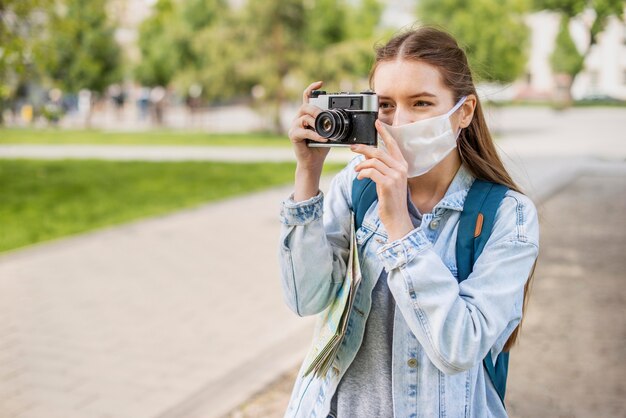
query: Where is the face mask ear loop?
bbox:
[445,96,468,118]
[448,96,468,141]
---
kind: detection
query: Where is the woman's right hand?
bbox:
[288,81,331,201]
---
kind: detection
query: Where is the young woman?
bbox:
[279,26,539,418]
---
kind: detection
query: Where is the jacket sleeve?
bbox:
[378,192,539,374]
[277,159,359,317]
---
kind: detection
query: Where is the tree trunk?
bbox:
[553,73,573,110]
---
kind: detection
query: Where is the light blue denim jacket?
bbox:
[278,156,539,418]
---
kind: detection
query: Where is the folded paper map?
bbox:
[302,215,362,379]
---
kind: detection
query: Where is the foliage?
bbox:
[35,0,121,94]
[174,7,253,102]
[0,159,342,252]
[136,0,229,91]
[239,0,383,130]
[305,0,348,51]
[533,0,623,100]
[134,0,182,87]
[298,0,381,91]
[345,0,383,41]
[533,0,624,47]
[551,15,584,76]
[135,0,383,123]
[0,0,49,121]
[417,0,531,83]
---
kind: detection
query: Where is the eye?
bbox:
[379,102,394,110]
[414,100,433,107]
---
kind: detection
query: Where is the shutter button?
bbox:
[429,219,440,229]
[407,358,418,368]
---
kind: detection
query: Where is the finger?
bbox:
[356,167,387,185]
[302,81,324,104]
[351,143,401,170]
[301,114,316,130]
[355,157,393,177]
[297,103,323,118]
[289,126,328,144]
[375,120,405,161]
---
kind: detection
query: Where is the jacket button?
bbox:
[407,358,418,368]
[429,219,439,229]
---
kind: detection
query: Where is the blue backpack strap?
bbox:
[457,179,509,405]
[352,177,378,230]
[352,175,510,404]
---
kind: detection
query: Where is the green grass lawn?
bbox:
[0,159,343,253]
[0,128,290,147]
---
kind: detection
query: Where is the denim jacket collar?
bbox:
[431,164,476,213]
[363,164,475,236]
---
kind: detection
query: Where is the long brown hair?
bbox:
[370,26,534,352]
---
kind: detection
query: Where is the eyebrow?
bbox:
[378,92,437,100]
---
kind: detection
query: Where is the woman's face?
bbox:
[373,59,462,127]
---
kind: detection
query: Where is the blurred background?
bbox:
[0,1,624,417]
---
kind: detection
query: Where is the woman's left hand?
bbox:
[351,120,415,241]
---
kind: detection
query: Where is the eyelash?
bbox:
[379,101,433,110]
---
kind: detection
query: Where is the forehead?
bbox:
[373,59,450,97]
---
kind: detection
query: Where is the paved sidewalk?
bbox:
[0,144,353,164]
[0,181,332,418]
[0,106,624,418]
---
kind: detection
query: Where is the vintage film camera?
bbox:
[307,90,378,147]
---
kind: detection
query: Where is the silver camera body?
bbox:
[307,90,379,147]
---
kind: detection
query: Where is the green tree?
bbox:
[305,0,348,50]
[345,0,383,41]
[534,0,624,47]
[0,0,49,123]
[239,0,384,132]
[299,0,382,91]
[134,0,383,132]
[550,15,584,105]
[136,0,235,98]
[534,0,624,100]
[551,15,584,77]
[237,0,308,132]
[417,0,530,83]
[36,0,121,96]
[172,0,247,101]
[135,0,181,87]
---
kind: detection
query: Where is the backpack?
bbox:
[351,176,510,406]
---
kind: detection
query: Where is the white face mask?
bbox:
[379,96,467,177]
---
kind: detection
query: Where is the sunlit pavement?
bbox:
[0,106,624,418]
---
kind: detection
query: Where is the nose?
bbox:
[392,108,412,126]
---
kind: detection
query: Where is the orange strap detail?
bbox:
[474,213,484,238]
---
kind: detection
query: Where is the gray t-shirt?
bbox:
[329,203,421,418]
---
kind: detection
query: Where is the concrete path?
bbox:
[1,107,624,163]
[0,144,353,164]
[0,106,624,418]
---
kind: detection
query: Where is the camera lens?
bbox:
[315,109,352,142]
[322,118,333,133]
